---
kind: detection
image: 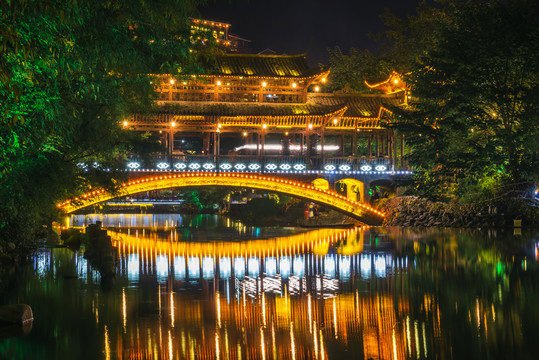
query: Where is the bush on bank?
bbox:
[381,196,539,228]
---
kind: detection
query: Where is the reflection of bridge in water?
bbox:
[33,226,442,360]
[110,227,386,292]
[113,227,420,360]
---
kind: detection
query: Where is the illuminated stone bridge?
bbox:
[62,154,413,224]
[57,172,389,225]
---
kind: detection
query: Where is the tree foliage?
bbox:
[326,47,394,93]
[391,0,539,201]
[0,0,203,244]
[327,1,456,92]
[375,0,457,72]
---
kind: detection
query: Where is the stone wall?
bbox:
[381,196,539,228]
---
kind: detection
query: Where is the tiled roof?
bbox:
[308,94,401,118]
[157,101,344,117]
[207,53,327,78]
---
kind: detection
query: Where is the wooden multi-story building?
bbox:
[125,53,407,169]
[190,18,251,53]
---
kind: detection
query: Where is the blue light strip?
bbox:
[122,161,413,175]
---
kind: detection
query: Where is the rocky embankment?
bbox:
[381,196,539,228]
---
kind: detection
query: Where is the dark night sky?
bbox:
[199,0,422,65]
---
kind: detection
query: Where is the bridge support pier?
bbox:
[362,181,371,204]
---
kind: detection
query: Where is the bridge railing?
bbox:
[122,155,411,174]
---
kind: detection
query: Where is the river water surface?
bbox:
[1,214,539,359]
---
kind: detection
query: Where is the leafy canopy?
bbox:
[391,0,539,201]
[327,0,456,92]
[0,0,204,244]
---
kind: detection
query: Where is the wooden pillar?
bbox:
[261,130,266,156]
[259,83,264,103]
[401,134,405,168]
[256,132,261,156]
[376,134,380,158]
[216,131,220,157]
[203,132,210,154]
[306,129,311,160]
[339,135,344,156]
[352,120,357,156]
[368,135,372,157]
[169,128,174,154]
[162,131,167,151]
[393,131,398,170]
[321,126,325,164]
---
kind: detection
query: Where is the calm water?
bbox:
[1,214,539,360]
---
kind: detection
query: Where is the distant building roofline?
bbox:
[257,48,278,55]
[229,34,251,43]
[189,17,231,28]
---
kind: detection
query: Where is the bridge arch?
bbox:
[369,178,397,199]
[58,173,384,225]
[335,178,366,203]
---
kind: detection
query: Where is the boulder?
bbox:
[61,228,82,250]
[0,304,33,325]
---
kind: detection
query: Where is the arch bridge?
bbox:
[57,172,385,225]
[109,154,411,203]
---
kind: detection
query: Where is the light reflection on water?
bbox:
[1,216,539,360]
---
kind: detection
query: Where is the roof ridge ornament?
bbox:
[334,84,360,95]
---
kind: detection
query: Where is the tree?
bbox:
[0,0,204,246]
[326,1,457,92]
[375,0,457,72]
[326,46,394,92]
[390,0,539,201]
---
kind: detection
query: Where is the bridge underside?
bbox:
[58,173,385,225]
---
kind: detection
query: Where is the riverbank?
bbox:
[381,196,539,228]
[0,240,36,292]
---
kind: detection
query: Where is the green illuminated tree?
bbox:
[0,0,204,245]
